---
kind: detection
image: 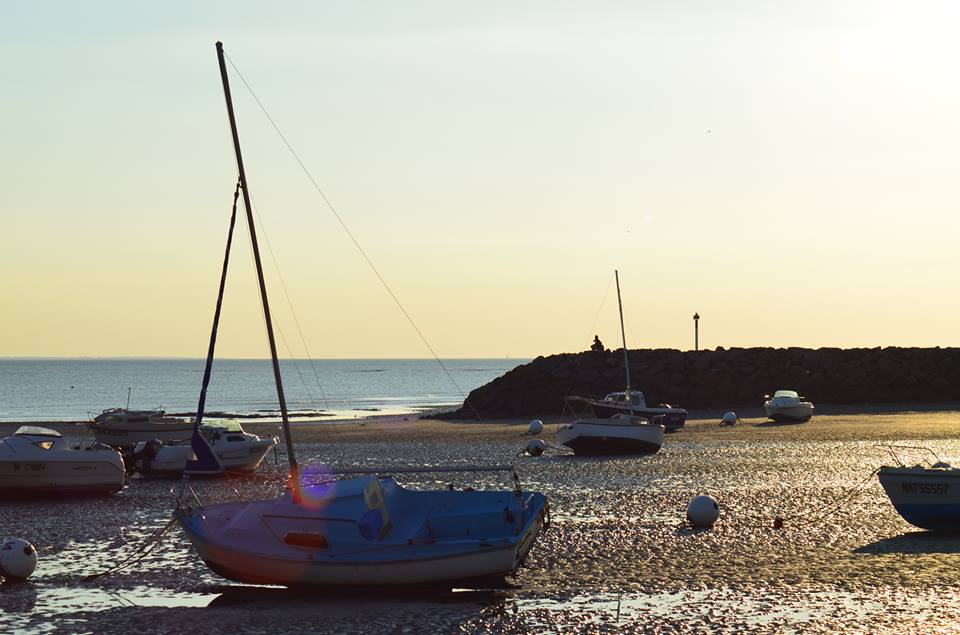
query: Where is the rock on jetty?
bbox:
[443,347,960,419]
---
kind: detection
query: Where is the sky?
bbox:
[1,1,959,359]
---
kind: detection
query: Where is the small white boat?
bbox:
[132,421,275,477]
[90,408,193,447]
[557,413,664,456]
[0,426,125,497]
[763,390,814,422]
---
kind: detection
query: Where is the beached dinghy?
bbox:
[763,390,814,422]
[173,41,549,588]
[132,421,275,477]
[90,407,193,446]
[0,426,125,497]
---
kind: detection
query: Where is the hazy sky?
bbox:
[2,1,958,358]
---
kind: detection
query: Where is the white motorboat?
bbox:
[172,41,549,589]
[0,426,125,497]
[763,390,814,422]
[557,413,664,456]
[90,408,193,447]
[131,421,275,477]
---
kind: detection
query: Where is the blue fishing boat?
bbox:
[173,41,550,587]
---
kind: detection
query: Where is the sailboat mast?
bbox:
[215,42,299,484]
[615,270,631,393]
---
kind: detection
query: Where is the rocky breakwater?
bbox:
[444,347,960,419]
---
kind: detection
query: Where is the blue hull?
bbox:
[889,504,960,531]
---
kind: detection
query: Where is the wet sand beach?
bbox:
[3,407,960,633]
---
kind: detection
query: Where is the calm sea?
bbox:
[0,358,525,422]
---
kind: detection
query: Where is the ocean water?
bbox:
[0,358,524,422]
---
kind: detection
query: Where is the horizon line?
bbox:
[0,355,534,361]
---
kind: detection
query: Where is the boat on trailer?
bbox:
[0,426,125,497]
[173,41,549,588]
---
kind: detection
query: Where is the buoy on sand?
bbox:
[687,495,720,527]
[528,419,544,435]
[721,411,738,426]
[526,438,547,457]
[0,538,38,580]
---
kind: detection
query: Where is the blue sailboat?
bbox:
[174,41,549,587]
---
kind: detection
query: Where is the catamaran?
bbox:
[558,271,665,455]
[173,42,549,587]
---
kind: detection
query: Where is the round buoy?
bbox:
[0,538,38,580]
[721,411,738,426]
[526,438,546,457]
[528,419,544,435]
[686,495,720,527]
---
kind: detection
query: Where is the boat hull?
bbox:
[557,418,664,456]
[176,477,548,587]
[763,404,813,422]
[90,421,194,446]
[136,441,274,477]
[878,467,960,531]
[0,460,125,497]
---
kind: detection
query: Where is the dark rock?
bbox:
[439,346,960,419]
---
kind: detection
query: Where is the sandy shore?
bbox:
[3,405,960,633]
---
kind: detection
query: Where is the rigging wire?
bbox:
[249,196,331,411]
[559,271,616,419]
[224,52,479,420]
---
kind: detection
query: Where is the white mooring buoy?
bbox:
[528,419,544,435]
[526,438,547,457]
[687,495,720,527]
[0,538,38,580]
[721,411,738,426]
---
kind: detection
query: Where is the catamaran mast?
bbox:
[215,41,299,486]
[615,270,631,394]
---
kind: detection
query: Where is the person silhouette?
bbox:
[591,335,605,353]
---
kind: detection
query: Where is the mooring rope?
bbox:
[771,467,882,529]
[83,516,178,582]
